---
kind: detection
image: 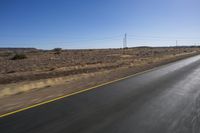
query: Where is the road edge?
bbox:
[0,52,199,118]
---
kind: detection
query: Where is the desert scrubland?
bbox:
[0,47,199,114]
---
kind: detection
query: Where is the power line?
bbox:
[0,35,122,46]
[51,35,122,44]
[128,34,200,40]
[1,34,199,49]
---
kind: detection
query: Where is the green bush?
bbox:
[11,53,27,60]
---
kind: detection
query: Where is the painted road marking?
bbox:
[0,54,197,118]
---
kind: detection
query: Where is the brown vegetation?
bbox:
[0,47,199,115]
[0,47,199,84]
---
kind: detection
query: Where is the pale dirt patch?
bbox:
[120,54,133,58]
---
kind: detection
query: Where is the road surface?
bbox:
[1,55,200,133]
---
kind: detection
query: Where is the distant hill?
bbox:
[0,48,38,53]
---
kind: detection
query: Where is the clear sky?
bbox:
[0,0,199,49]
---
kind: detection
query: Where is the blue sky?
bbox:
[0,0,199,49]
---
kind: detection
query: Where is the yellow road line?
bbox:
[0,53,197,119]
[0,65,165,118]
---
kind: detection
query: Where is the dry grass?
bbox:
[0,70,111,98]
[0,47,199,84]
[0,47,199,98]
[0,48,199,114]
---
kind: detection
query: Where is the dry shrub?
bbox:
[11,53,27,60]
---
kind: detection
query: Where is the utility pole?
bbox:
[176,40,178,47]
[125,33,127,48]
[123,33,127,48]
[122,33,127,55]
[176,40,181,54]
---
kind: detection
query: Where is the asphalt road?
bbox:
[1,55,200,133]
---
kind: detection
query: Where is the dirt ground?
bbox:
[0,47,199,115]
[0,47,199,84]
